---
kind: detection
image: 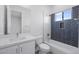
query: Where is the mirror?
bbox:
[7,5,23,35]
[11,10,22,34]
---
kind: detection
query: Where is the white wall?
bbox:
[19,5,51,44]
[29,6,43,36]
[29,6,50,37]
[21,5,50,43]
[29,5,52,44]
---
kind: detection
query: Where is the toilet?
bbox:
[38,43,50,54]
[36,38,50,54]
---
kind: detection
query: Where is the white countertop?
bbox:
[0,34,42,49]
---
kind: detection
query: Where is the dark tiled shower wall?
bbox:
[51,6,79,47]
[51,19,79,47]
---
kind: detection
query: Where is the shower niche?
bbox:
[51,5,79,47]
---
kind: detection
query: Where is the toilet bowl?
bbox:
[38,43,50,54]
[36,38,50,54]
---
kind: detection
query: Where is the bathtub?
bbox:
[45,40,79,54]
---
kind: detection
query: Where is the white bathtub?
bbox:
[45,40,79,54]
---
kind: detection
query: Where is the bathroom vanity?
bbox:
[0,34,42,54]
[0,5,37,54]
[0,41,35,54]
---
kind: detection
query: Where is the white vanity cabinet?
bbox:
[0,46,17,54]
[20,41,35,54]
[0,40,35,54]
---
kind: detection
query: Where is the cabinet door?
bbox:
[20,41,35,54]
[0,46,17,54]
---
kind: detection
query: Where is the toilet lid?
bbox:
[39,43,50,50]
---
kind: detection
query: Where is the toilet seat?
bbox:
[39,43,50,50]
